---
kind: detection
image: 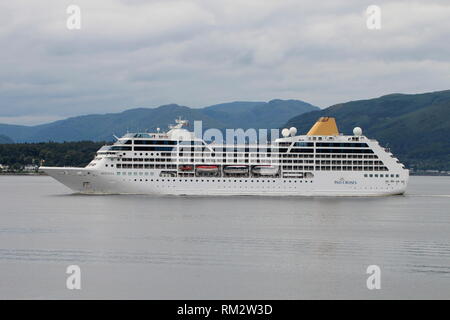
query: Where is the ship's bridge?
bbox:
[167,118,195,141]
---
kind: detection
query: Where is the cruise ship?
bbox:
[40,117,409,196]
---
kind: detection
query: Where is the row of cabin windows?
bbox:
[135,140,177,145]
[134,146,175,151]
[282,160,315,164]
[315,142,369,148]
[183,146,372,153]
[281,165,389,171]
[365,173,400,178]
[120,175,314,184]
[179,159,274,164]
[118,150,379,158]
[115,146,376,154]
[117,164,177,169]
[176,152,378,159]
[154,142,369,151]
[121,158,174,163]
[314,160,384,165]
[182,148,277,152]
[315,154,378,159]
[315,166,388,171]
[279,141,342,147]
[315,148,374,154]
[111,146,175,151]
[122,140,177,145]
[115,158,381,164]
[282,166,315,170]
[117,153,378,161]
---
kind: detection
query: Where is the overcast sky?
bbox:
[1,0,449,125]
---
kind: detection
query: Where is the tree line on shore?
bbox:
[0,141,105,172]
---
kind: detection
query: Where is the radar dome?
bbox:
[289,127,297,136]
[353,127,362,136]
[281,128,290,137]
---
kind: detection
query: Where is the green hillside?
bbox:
[285,90,450,171]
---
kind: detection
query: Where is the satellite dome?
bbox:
[353,127,362,136]
[289,127,297,136]
[281,128,290,137]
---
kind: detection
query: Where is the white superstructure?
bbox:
[40,117,409,196]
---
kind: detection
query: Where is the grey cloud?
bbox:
[0,0,449,124]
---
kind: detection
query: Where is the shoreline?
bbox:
[0,172,47,176]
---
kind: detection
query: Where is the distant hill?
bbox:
[0,100,318,143]
[203,99,318,129]
[284,90,450,171]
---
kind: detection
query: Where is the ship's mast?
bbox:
[169,117,189,130]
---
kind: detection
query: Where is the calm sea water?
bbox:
[0,175,449,299]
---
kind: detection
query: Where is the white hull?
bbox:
[41,167,407,197]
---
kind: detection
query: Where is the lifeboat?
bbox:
[223,165,249,174]
[179,165,194,171]
[251,165,279,176]
[196,165,219,173]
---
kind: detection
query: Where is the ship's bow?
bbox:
[39,166,94,193]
